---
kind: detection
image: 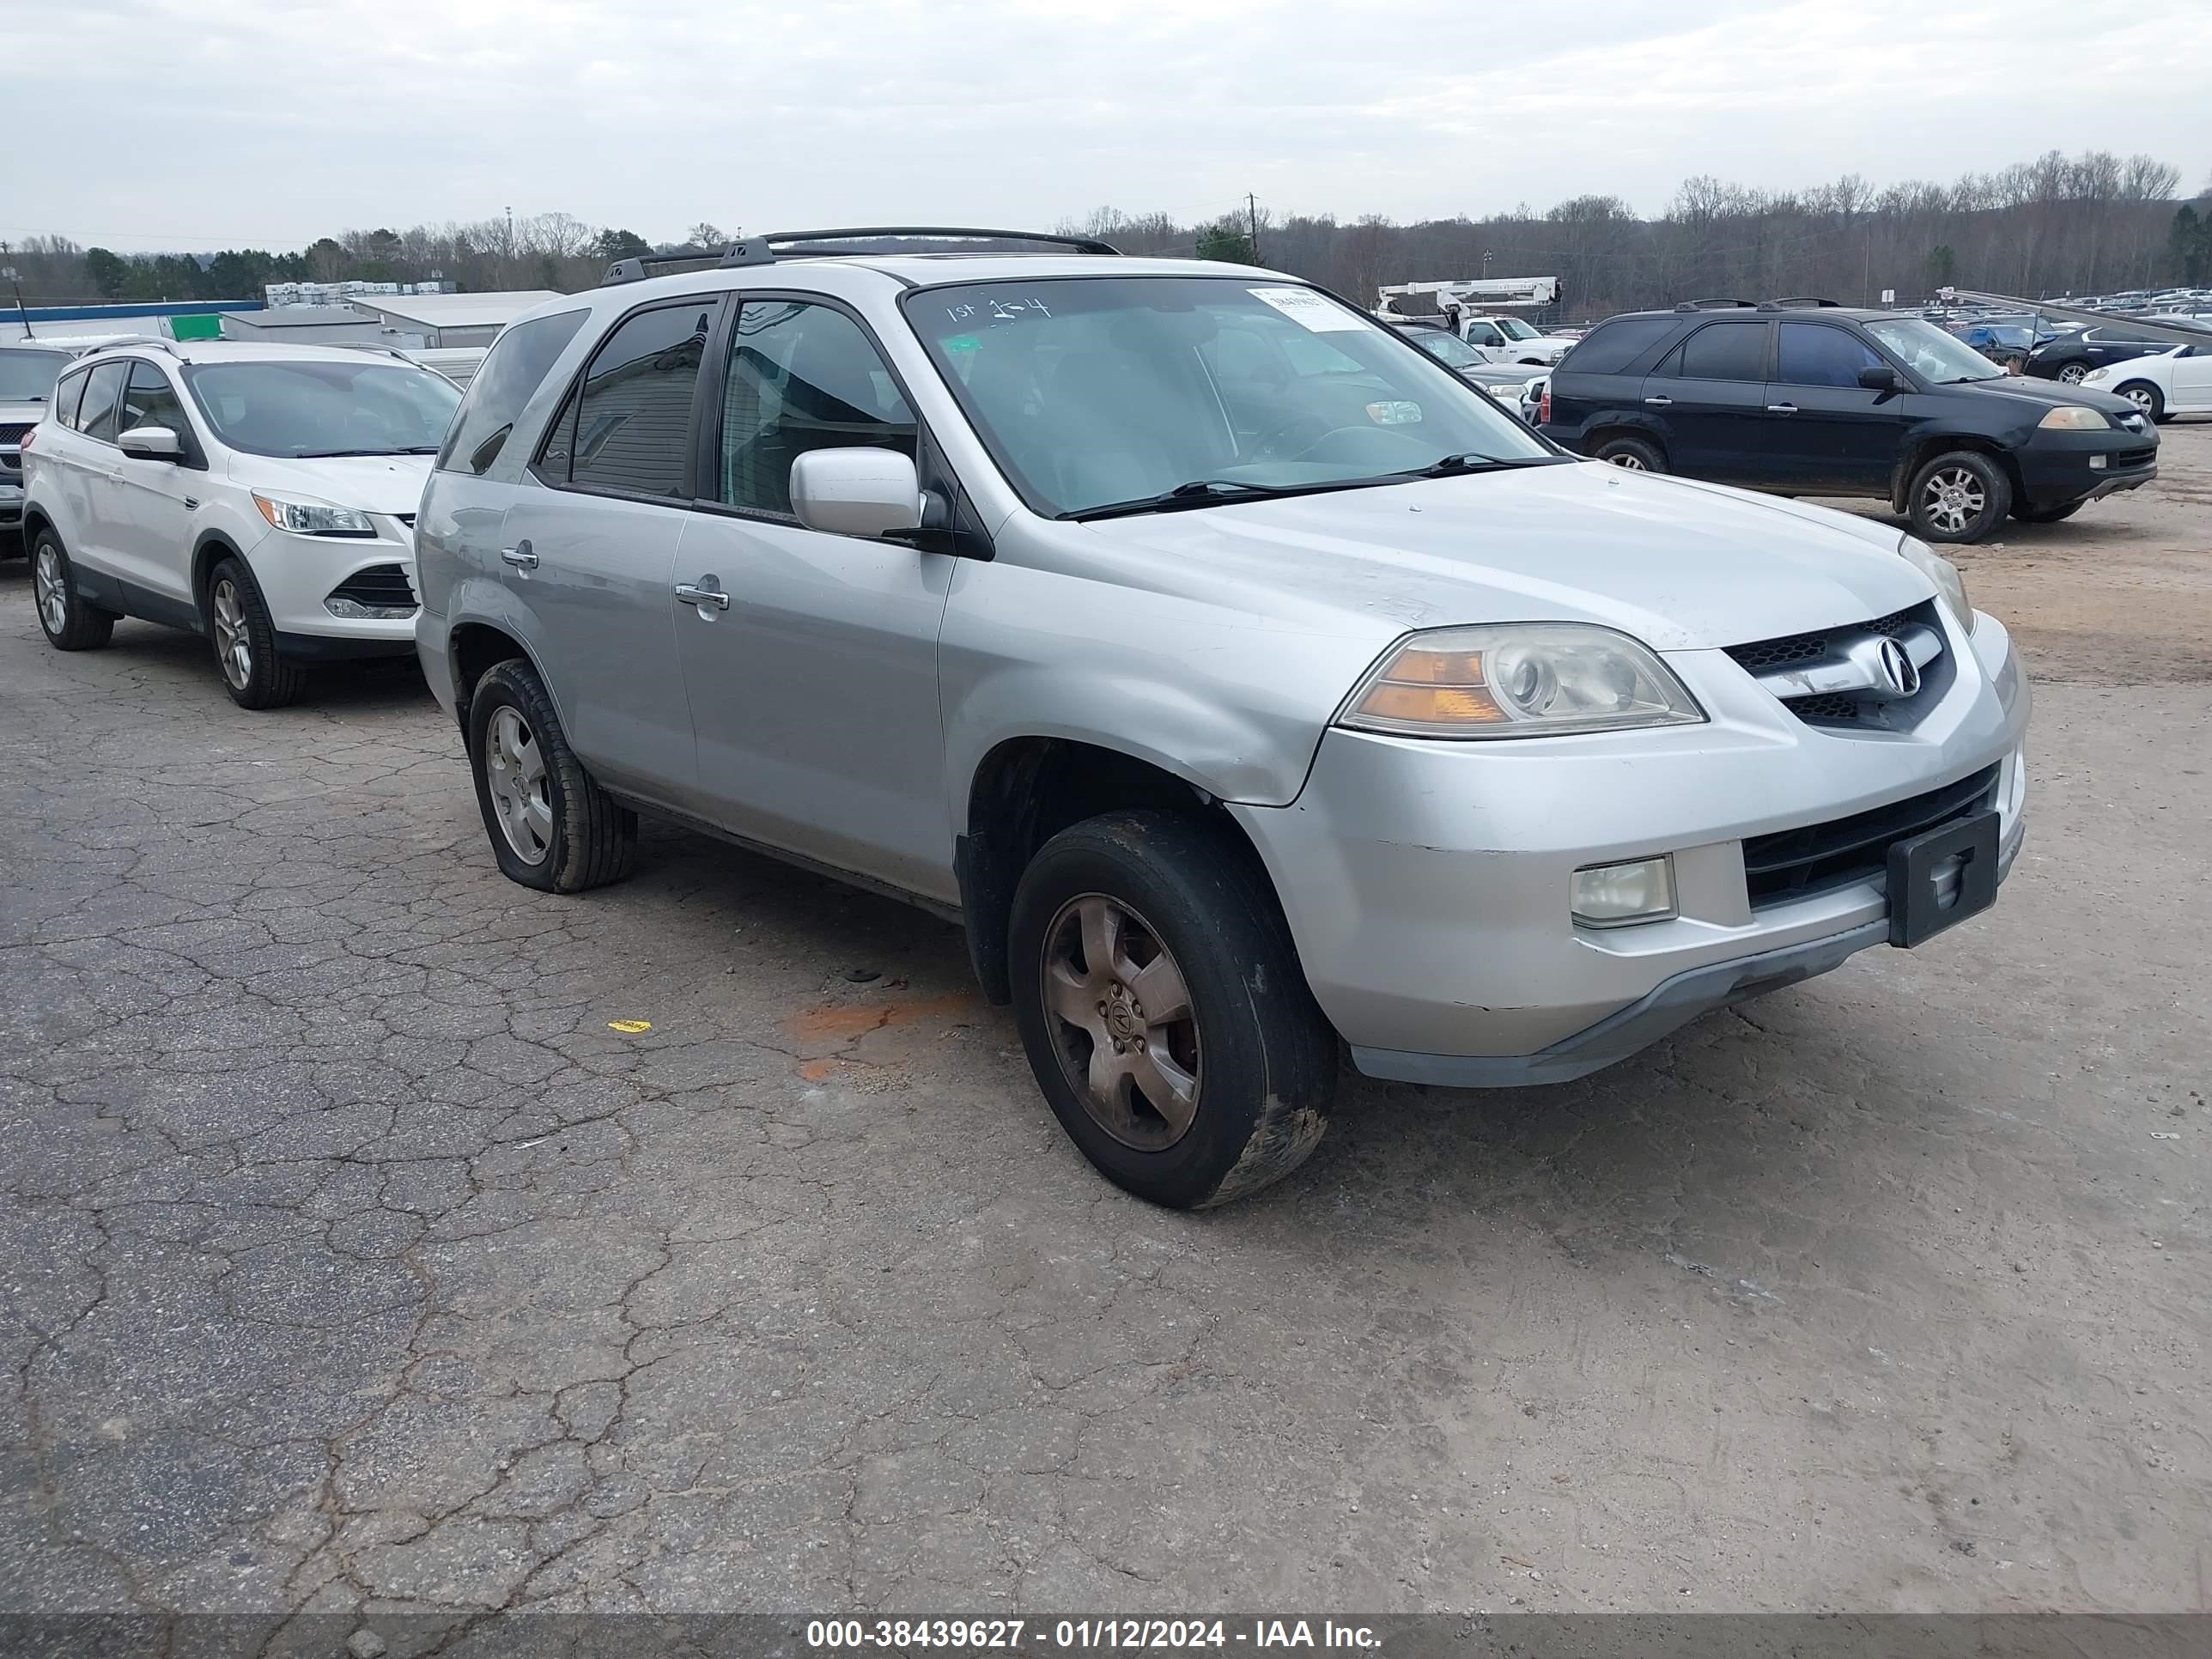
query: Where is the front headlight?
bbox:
[252,490,376,538]
[1899,535,1972,631]
[2037,406,2108,431]
[2082,368,2112,384]
[1336,623,1705,739]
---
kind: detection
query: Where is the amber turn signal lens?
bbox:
[1352,682,1507,725]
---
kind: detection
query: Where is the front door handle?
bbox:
[500,540,538,569]
[674,579,731,611]
[1644,395,1673,407]
[1765,403,1799,414]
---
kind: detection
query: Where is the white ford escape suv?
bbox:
[412,228,2029,1209]
[21,340,460,708]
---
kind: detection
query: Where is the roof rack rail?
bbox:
[1673,297,1757,312]
[1760,295,1842,310]
[327,342,420,363]
[602,226,1122,286]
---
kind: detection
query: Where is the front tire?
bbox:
[1008,811,1336,1209]
[1907,451,2010,544]
[2113,380,2166,423]
[31,531,116,651]
[1592,434,1665,473]
[466,658,636,892]
[207,556,306,709]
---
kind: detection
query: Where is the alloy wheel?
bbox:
[1604,452,1647,471]
[34,545,69,635]
[2123,386,2156,414]
[211,579,252,690]
[1040,894,1201,1152]
[484,705,553,865]
[1920,466,1986,537]
[2057,363,2087,384]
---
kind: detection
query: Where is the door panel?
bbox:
[1640,320,1771,481]
[109,362,199,605]
[497,488,696,806]
[1763,324,1901,493]
[61,362,129,574]
[673,296,956,900]
[2166,349,2211,411]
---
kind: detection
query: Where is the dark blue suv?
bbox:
[1540,300,2158,542]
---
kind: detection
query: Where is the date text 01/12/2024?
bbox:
[805,1620,1382,1650]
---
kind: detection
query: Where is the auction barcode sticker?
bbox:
[1248,286,1364,331]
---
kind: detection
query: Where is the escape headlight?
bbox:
[1336,623,1704,739]
[253,490,376,538]
[1898,535,1973,631]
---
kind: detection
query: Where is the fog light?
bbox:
[1572,855,1675,928]
[2088,454,2107,471]
[324,596,417,620]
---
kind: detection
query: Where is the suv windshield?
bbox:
[1494,318,1541,341]
[907,276,1556,519]
[0,349,70,403]
[182,359,463,458]
[1863,319,2004,385]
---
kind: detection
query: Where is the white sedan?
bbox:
[2081,342,2212,422]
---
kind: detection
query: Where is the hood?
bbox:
[0,398,46,428]
[1068,460,1929,653]
[229,453,433,517]
[1950,374,2137,419]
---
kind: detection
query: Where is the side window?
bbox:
[435,307,590,476]
[1776,325,1884,388]
[567,301,716,499]
[120,362,193,441]
[1558,316,1677,376]
[52,369,89,430]
[1675,322,1769,382]
[77,362,130,444]
[1466,322,1504,347]
[718,301,915,518]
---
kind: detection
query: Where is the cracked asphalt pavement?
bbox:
[2,430,2207,1620]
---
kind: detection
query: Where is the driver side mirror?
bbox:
[118,424,183,462]
[789,447,923,540]
[1857,365,1901,393]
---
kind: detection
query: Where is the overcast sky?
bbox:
[7,0,2209,253]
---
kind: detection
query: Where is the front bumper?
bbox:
[1231,611,2029,1085]
[243,520,419,650]
[2014,427,2157,509]
[0,478,21,526]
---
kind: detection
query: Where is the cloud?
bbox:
[6,0,2208,252]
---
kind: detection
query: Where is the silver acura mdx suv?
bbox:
[414,228,2029,1209]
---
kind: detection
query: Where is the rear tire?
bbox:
[31,531,116,652]
[1592,434,1665,473]
[2056,362,2088,385]
[1907,450,2010,544]
[466,658,636,892]
[1008,810,1336,1209]
[207,556,306,709]
[2112,380,2166,423]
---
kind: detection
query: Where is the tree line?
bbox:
[7,151,2208,320]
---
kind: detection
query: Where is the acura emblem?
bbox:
[1875,636,1920,698]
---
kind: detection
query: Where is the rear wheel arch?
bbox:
[448,620,538,728]
[955,738,1289,1006]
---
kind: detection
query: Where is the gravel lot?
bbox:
[3,428,2206,1621]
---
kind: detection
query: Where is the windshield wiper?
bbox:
[1064,477,1348,522]
[1399,453,1564,478]
[292,447,412,458]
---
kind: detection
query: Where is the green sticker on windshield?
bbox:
[945,334,981,355]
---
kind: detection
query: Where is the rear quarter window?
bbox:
[435,307,592,476]
[1554,316,1679,376]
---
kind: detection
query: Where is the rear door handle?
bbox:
[1765,403,1799,414]
[1644,395,1673,407]
[674,580,731,611]
[500,540,538,569]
